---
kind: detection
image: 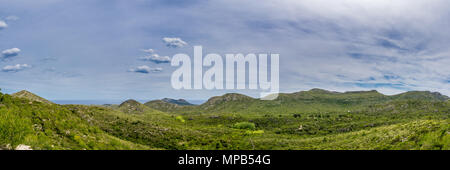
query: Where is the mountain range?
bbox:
[143,89,449,114]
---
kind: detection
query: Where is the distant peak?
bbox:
[120,99,141,106]
[220,93,253,99]
[11,90,53,104]
[299,88,341,95]
[345,90,380,94]
[119,99,148,114]
[203,93,253,106]
[394,91,449,101]
[161,98,193,106]
[308,88,333,93]
[309,88,327,91]
[15,90,33,95]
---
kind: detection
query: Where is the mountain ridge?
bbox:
[144,89,450,113]
[8,89,450,113]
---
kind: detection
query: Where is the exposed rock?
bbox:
[0,144,12,150]
[15,144,32,150]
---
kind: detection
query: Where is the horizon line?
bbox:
[4,88,448,102]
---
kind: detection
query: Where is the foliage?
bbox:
[233,122,256,130]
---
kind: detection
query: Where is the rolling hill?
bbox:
[11,90,54,104]
[391,91,450,101]
[144,98,194,112]
[119,99,155,114]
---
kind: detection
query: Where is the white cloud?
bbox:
[141,49,155,53]
[0,20,7,30]
[139,54,171,64]
[162,37,188,48]
[2,64,31,72]
[1,48,21,59]
[128,65,162,74]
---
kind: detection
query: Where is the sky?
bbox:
[0,0,450,101]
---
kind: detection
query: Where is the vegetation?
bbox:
[233,122,256,130]
[0,88,449,150]
[0,90,149,150]
[118,99,155,114]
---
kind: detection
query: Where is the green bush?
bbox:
[233,122,256,130]
[176,116,185,123]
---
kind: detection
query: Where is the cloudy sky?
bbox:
[1,0,450,101]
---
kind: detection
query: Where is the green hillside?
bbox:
[0,91,149,150]
[118,99,155,114]
[144,100,187,112]
[0,89,449,150]
[392,91,450,101]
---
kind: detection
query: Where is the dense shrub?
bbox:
[233,122,256,130]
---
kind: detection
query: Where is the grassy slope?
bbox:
[168,99,449,149]
[250,120,449,150]
[0,92,149,150]
[66,104,207,149]
[118,99,156,114]
[103,98,450,150]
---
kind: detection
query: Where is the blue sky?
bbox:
[1,0,450,101]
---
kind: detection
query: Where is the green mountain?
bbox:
[11,90,54,104]
[203,93,254,105]
[145,93,256,114]
[392,91,450,101]
[118,99,153,114]
[144,100,184,112]
[162,98,193,105]
[199,93,254,110]
[144,98,193,113]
